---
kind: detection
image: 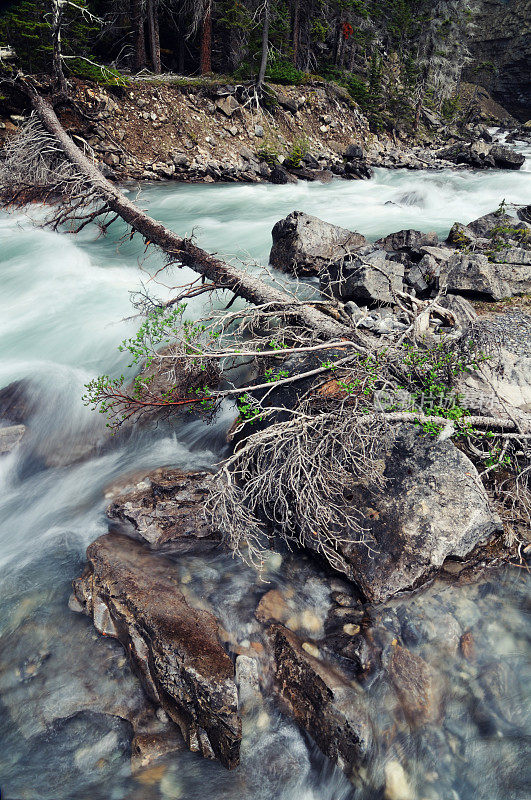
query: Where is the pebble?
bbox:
[302,641,320,658]
[343,623,361,635]
[384,760,413,800]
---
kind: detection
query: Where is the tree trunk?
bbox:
[51,0,67,94]
[334,21,343,66]
[147,0,161,74]
[257,1,270,88]
[292,0,300,67]
[131,0,147,72]
[200,1,212,75]
[25,87,350,341]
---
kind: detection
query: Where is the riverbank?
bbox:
[1,76,527,185]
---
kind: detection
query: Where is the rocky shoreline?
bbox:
[1,77,528,186]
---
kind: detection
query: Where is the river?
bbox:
[0,137,530,799]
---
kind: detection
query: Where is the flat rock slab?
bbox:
[269,624,373,775]
[106,468,221,552]
[310,425,502,603]
[73,532,241,768]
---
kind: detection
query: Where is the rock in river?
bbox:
[269,623,373,775]
[306,424,502,603]
[270,211,367,276]
[73,532,241,768]
[106,468,221,553]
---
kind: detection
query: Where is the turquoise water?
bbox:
[0,152,530,799]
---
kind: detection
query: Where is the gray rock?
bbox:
[275,92,298,113]
[490,144,526,169]
[491,247,531,265]
[344,159,373,179]
[215,96,240,117]
[270,165,298,184]
[407,260,431,294]
[458,311,531,413]
[441,252,511,300]
[171,151,190,168]
[106,468,221,553]
[73,532,241,768]
[376,229,438,255]
[0,380,35,424]
[270,211,367,276]
[306,424,502,603]
[0,424,26,454]
[438,295,478,329]
[321,249,404,305]
[152,162,175,178]
[344,143,364,160]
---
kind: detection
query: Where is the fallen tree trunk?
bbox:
[19,83,350,341]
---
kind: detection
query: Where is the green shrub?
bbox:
[266,56,307,85]
[346,75,370,109]
[256,141,280,166]
[65,58,129,87]
[285,137,309,168]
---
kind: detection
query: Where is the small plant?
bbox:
[496,198,507,217]
[285,137,309,168]
[256,141,279,166]
[266,56,307,85]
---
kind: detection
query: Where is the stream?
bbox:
[0,136,530,799]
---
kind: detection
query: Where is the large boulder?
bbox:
[375,229,439,261]
[269,624,373,775]
[441,250,531,299]
[490,144,526,169]
[440,252,512,299]
[488,249,531,297]
[458,311,531,415]
[320,248,404,305]
[306,424,501,603]
[437,142,524,170]
[106,468,221,553]
[73,532,241,769]
[270,211,367,276]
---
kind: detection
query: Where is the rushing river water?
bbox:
[0,136,530,800]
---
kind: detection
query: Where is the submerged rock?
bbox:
[269,624,373,774]
[106,468,221,553]
[387,645,442,726]
[73,532,241,768]
[306,424,501,603]
[270,211,367,276]
[0,379,37,424]
[0,424,26,455]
